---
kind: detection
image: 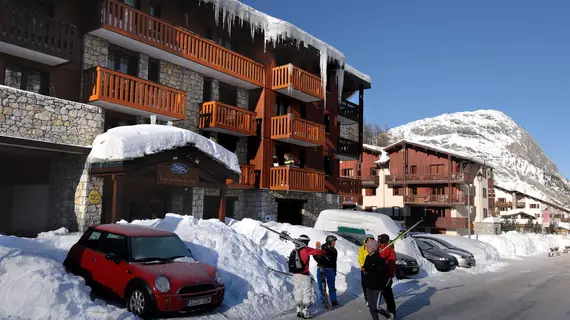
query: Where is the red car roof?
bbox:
[94,224,175,237]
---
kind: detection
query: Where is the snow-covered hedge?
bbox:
[476,231,570,259]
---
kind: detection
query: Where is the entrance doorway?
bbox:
[277,199,305,225]
[226,197,238,219]
[204,195,221,219]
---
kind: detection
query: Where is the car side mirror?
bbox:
[105,253,121,264]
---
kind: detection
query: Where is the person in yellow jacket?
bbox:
[358,234,375,306]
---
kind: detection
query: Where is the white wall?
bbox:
[361,167,404,215]
[472,174,490,223]
[10,185,49,236]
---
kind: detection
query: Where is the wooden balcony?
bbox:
[338,177,362,196]
[272,64,323,102]
[0,1,78,65]
[404,195,474,206]
[516,201,526,209]
[270,166,325,192]
[496,201,513,208]
[338,137,359,161]
[271,115,325,147]
[199,101,256,137]
[226,164,255,189]
[338,100,360,125]
[386,172,473,185]
[84,66,186,120]
[91,0,264,89]
[409,216,468,229]
[355,176,379,188]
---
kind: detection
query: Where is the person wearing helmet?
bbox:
[358,234,375,305]
[314,235,339,307]
[292,234,326,319]
[378,234,397,319]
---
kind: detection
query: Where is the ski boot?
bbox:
[331,300,339,307]
[296,304,303,318]
[301,305,312,319]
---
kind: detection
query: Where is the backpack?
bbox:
[288,248,306,273]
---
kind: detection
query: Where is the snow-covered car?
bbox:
[414,236,476,268]
[63,224,224,318]
[414,239,456,272]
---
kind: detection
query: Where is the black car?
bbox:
[414,239,456,272]
[333,232,420,279]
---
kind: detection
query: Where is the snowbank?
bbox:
[476,231,570,259]
[88,124,240,174]
[0,235,133,320]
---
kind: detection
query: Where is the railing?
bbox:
[271,115,325,146]
[341,195,362,205]
[272,64,323,100]
[269,166,325,192]
[199,101,256,136]
[496,201,513,208]
[227,164,255,188]
[99,0,264,86]
[0,1,78,61]
[84,66,186,119]
[385,172,472,183]
[339,137,359,157]
[338,177,362,196]
[516,201,526,209]
[354,175,380,186]
[410,216,469,229]
[404,194,473,205]
[339,100,360,122]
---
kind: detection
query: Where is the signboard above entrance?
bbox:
[157,162,198,187]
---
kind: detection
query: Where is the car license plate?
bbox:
[187,296,212,307]
[412,267,418,272]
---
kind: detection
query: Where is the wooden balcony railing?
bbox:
[0,1,78,63]
[270,166,325,192]
[354,176,380,187]
[339,100,360,123]
[409,216,468,229]
[199,101,256,136]
[338,177,362,196]
[496,201,513,208]
[385,172,473,184]
[516,201,526,209]
[404,195,474,205]
[84,66,186,120]
[272,64,323,101]
[99,0,264,86]
[338,137,359,159]
[227,164,255,189]
[271,115,325,147]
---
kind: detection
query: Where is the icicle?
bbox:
[336,66,344,105]
[319,47,328,107]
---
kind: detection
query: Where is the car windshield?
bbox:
[130,235,191,262]
[416,240,434,251]
[429,238,454,248]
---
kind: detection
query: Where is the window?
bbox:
[483,188,487,198]
[430,164,444,174]
[341,168,353,177]
[300,104,307,119]
[108,46,138,76]
[530,204,539,209]
[431,186,445,195]
[410,187,418,196]
[79,229,102,251]
[4,66,49,95]
[203,78,212,102]
[483,208,488,218]
[99,233,127,259]
[122,0,141,9]
[148,58,160,82]
[365,189,376,196]
[498,198,506,203]
[218,38,232,50]
[371,189,377,196]
[324,114,330,133]
[410,165,417,174]
[219,82,237,106]
[217,134,237,153]
[149,4,161,17]
[130,235,191,262]
[393,188,400,196]
[370,167,377,177]
[416,240,434,251]
[324,156,332,176]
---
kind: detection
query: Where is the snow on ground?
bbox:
[88,124,240,174]
[475,231,570,259]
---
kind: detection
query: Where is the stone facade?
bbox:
[192,187,205,219]
[0,85,104,147]
[340,123,359,141]
[138,53,149,80]
[474,221,502,235]
[227,189,245,219]
[211,79,220,101]
[83,34,109,70]
[159,61,203,131]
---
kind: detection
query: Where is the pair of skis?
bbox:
[379,219,424,253]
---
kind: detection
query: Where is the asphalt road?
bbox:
[276,254,570,320]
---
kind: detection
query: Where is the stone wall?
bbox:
[227,189,245,219]
[0,85,104,147]
[159,61,203,131]
[138,53,149,80]
[192,187,205,219]
[83,34,109,70]
[340,123,359,141]
[474,221,501,235]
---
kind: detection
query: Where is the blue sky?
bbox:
[243,0,570,178]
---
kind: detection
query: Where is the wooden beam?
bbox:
[111,174,121,224]
[218,185,227,222]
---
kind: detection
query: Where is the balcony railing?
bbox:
[409,216,468,229]
[0,1,78,64]
[98,0,264,87]
[385,172,473,184]
[516,201,526,209]
[84,66,186,120]
[404,195,474,205]
[227,164,255,189]
[270,166,325,192]
[354,175,380,187]
[496,201,512,208]
[271,115,325,147]
[338,100,360,124]
[338,137,359,160]
[199,101,256,137]
[338,177,362,196]
[272,64,323,102]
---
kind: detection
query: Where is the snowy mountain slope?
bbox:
[387,110,570,206]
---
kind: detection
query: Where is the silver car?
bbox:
[419,238,476,268]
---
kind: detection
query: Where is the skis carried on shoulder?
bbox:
[267,267,293,277]
[260,224,308,248]
[379,219,424,253]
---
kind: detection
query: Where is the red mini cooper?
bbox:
[63,224,224,318]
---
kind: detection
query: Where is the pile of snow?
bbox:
[88,124,240,174]
[0,234,133,320]
[476,231,570,259]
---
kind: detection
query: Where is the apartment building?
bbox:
[341,140,494,235]
[0,0,370,236]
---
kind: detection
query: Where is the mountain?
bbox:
[387,110,570,207]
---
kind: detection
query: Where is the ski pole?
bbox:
[379,219,424,253]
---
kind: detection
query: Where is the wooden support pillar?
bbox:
[218,185,227,222]
[448,154,452,205]
[111,174,122,224]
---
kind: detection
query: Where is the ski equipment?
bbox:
[260,224,308,248]
[379,219,424,253]
[315,241,329,309]
[288,248,307,273]
[268,267,293,277]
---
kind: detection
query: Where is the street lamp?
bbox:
[463,156,487,239]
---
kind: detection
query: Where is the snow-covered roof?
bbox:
[88,124,240,174]
[345,64,371,84]
[384,140,491,168]
[500,210,535,219]
[363,144,383,153]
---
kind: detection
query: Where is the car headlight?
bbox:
[155,274,170,293]
[215,270,224,285]
[438,257,448,261]
[395,260,407,265]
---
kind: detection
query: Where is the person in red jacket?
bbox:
[292,234,326,319]
[378,234,397,319]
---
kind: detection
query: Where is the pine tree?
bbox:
[525,218,534,234]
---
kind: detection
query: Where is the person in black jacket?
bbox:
[363,239,392,320]
[314,235,339,306]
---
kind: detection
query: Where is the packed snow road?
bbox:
[277,254,570,320]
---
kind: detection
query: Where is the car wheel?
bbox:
[126,286,153,318]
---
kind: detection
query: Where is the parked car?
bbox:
[333,231,420,278]
[63,224,224,318]
[412,235,474,256]
[414,239,456,272]
[414,236,476,268]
